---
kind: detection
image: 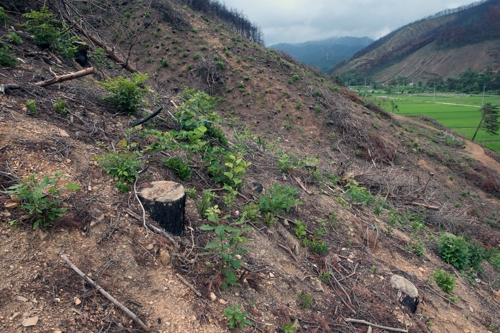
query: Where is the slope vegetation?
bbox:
[332,0,500,83]
[1,1,500,333]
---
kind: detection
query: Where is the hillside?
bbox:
[270,37,373,73]
[1,1,500,333]
[331,0,500,84]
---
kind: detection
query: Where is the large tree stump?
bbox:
[137,181,186,236]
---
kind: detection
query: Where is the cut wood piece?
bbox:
[34,67,94,87]
[137,181,186,236]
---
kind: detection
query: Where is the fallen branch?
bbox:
[129,107,163,127]
[60,254,150,332]
[345,318,407,333]
[72,21,137,73]
[409,202,440,210]
[176,273,202,297]
[277,243,299,263]
[292,176,312,195]
[0,84,21,93]
[34,67,94,87]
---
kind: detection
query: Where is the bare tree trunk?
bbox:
[34,67,95,87]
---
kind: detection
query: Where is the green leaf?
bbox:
[65,183,81,190]
[199,224,215,231]
[223,172,233,179]
[204,240,219,249]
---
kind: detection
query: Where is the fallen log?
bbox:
[346,318,408,333]
[409,202,440,210]
[60,254,150,332]
[130,107,163,127]
[34,67,94,87]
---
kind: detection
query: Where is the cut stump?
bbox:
[137,181,186,236]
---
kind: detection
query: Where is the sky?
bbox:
[221,0,478,45]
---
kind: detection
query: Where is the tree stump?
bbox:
[137,181,186,236]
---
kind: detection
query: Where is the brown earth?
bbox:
[1,2,500,333]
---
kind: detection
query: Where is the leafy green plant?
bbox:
[200,208,250,289]
[53,97,68,115]
[294,220,307,239]
[278,154,293,173]
[258,184,302,214]
[304,239,330,255]
[438,234,470,270]
[223,304,251,329]
[242,202,259,220]
[432,269,456,294]
[7,32,23,45]
[0,6,8,23]
[99,73,149,114]
[6,173,80,229]
[26,99,37,113]
[344,179,375,206]
[0,47,18,67]
[296,291,312,308]
[281,321,300,333]
[23,6,60,48]
[94,151,142,184]
[197,190,215,219]
[163,157,191,180]
[319,271,331,283]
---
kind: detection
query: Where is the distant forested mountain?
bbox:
[269,37,373,73]
[332,0,500,84]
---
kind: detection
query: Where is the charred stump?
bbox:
[137,181,186,236]
[390,275,419,313]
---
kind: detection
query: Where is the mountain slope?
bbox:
[1,1,500,333]
[332,0,500,83]
[270,36,373,72]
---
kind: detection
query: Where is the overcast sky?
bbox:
[221,0,477,45]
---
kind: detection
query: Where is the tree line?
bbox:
[425,69,500,94]
[177,0,263,44]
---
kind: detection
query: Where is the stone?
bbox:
[159,249,171,265]
[22,316,39,327]
[59,130,70,137]
[209,292,217,302]
[218,299,227,304]
[74,297,81,305]
[146,244,154,251]
[16,296,28,302]
[269,273,275,278]
[390,275,419,313]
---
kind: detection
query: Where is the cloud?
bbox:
[221,0,475,45]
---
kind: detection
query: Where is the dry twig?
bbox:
[60,254,150,332]
[345,318,407,332]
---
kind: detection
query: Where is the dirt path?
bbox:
[392,113,500,174]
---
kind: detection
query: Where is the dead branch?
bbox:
[129,107,163,127]
[34,67,94,87]
[292,176,312,195]
[70,20,138,73]
[345,318,408,333]
[60,254,150,332]
[0,84,21,93]
[409,202,440,210]
[176,273,202,297]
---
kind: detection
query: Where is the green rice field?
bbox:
[365,92,500,151]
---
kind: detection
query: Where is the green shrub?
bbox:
[23,6,60,48]
[94,151,142,184]
[432,269,456,294]
[223,304,251,329]
[294,220,307,239]
[99,73,149,114]
[242,202,259,220]
[53,97,68,115]
[304,239,330,255]
[161,59,169,67]
[0,6,8,23]
[281,321,300,333]
[0,47,18,67]
[6,173,80,229]
[7,32,23,45]
[26,99,37,113]
[258,184,302,214]
[296,291,312,308]
[488,250,500,271]
[438,234,470,270]
[197,190,215,219]
[163,157,191,180]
